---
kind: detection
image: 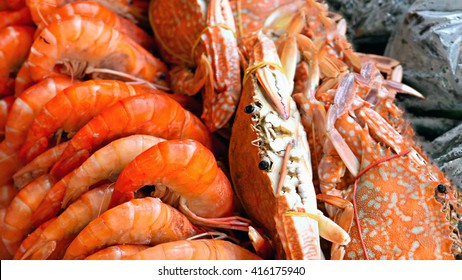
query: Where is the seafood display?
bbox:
[0,0,460,260]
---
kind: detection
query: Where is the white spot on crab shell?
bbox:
[347,251,357,259]
[411,227,424,234]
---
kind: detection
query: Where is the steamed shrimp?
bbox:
[26,0,145,26]
[3,76,75,151]
[110,139,246,230]
[63,197,202,260]
[0,182,18,208]
[0,25,35,96]
[26,15,168,89]
[33,1,155,51]
[49,93,213,179]
[19,80,160,163]
[0,0,25,10]
[85,245,150,260]
[18,184,114,260]
[13,142,68,189]
[0,76,75,185]
[0,207,12,259]
[32,135,165,227]
[0,95,14,140]
[13,217,66,260]
[1,174,55,255]
[125,240,262,260]
[0,5,33,31]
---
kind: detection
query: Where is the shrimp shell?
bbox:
[0,6,33,30]
[26,15,168,87]
[18,184,114,260]
[49,93,213,179]
[1,174,55,255]
[31,134,165,227]
[0,182,17,208]
[13,217,65,260]
[0,96,14,140]
[85,244,150,260]
[0,25,35,96]
[19,79,159,163]
[110,139,235,220]
[3,76,75,151]
[26,0,143,26]
[125,240,262,260]
[13,142,68,189]
[0,207,12,259]
[34,1,155,51]
[63,197,201,260]
[0,76,75,185]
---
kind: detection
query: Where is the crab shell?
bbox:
[229,72,322,259]
[342,127,455,259]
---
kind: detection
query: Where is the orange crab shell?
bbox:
[343,129,454,260]
[229,75,322,259]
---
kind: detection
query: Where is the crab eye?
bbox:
[258,158,271,171]
[436,184,447,194]
[158,72,167,80]
[244,104,256,114]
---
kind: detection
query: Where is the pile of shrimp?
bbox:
[0,0,260,260]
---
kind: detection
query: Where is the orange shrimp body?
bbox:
[49,93,213,179]
[125,240,262,260]
[13,142,68,189]
[1,174,55,255]
[34,1,155,51]
[26,0,142,26]
[26,15,168,88]
[0,182,18,208]
[110,139,235,221]
[0,95,14,140]
[19,184,114,260]
[32,135,165,227]
[0,25,35,96]
[63,197,201,260]
[0,76,74,185]
[19,79,158,163]
[13,217,70,260]
[3,76,75,151]
[0,207,12,259]
[0,0,25,10]
[85,245,150,260]
[0,6,33,31]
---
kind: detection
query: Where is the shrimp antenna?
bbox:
[88,67,171,92]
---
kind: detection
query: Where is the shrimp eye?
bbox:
[437,184,447,194]
[258,158,271,171]
[159,72,167,80]
[244,104,256,114]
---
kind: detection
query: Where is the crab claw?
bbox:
[245,32,292,120]
[255,65,292,120]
